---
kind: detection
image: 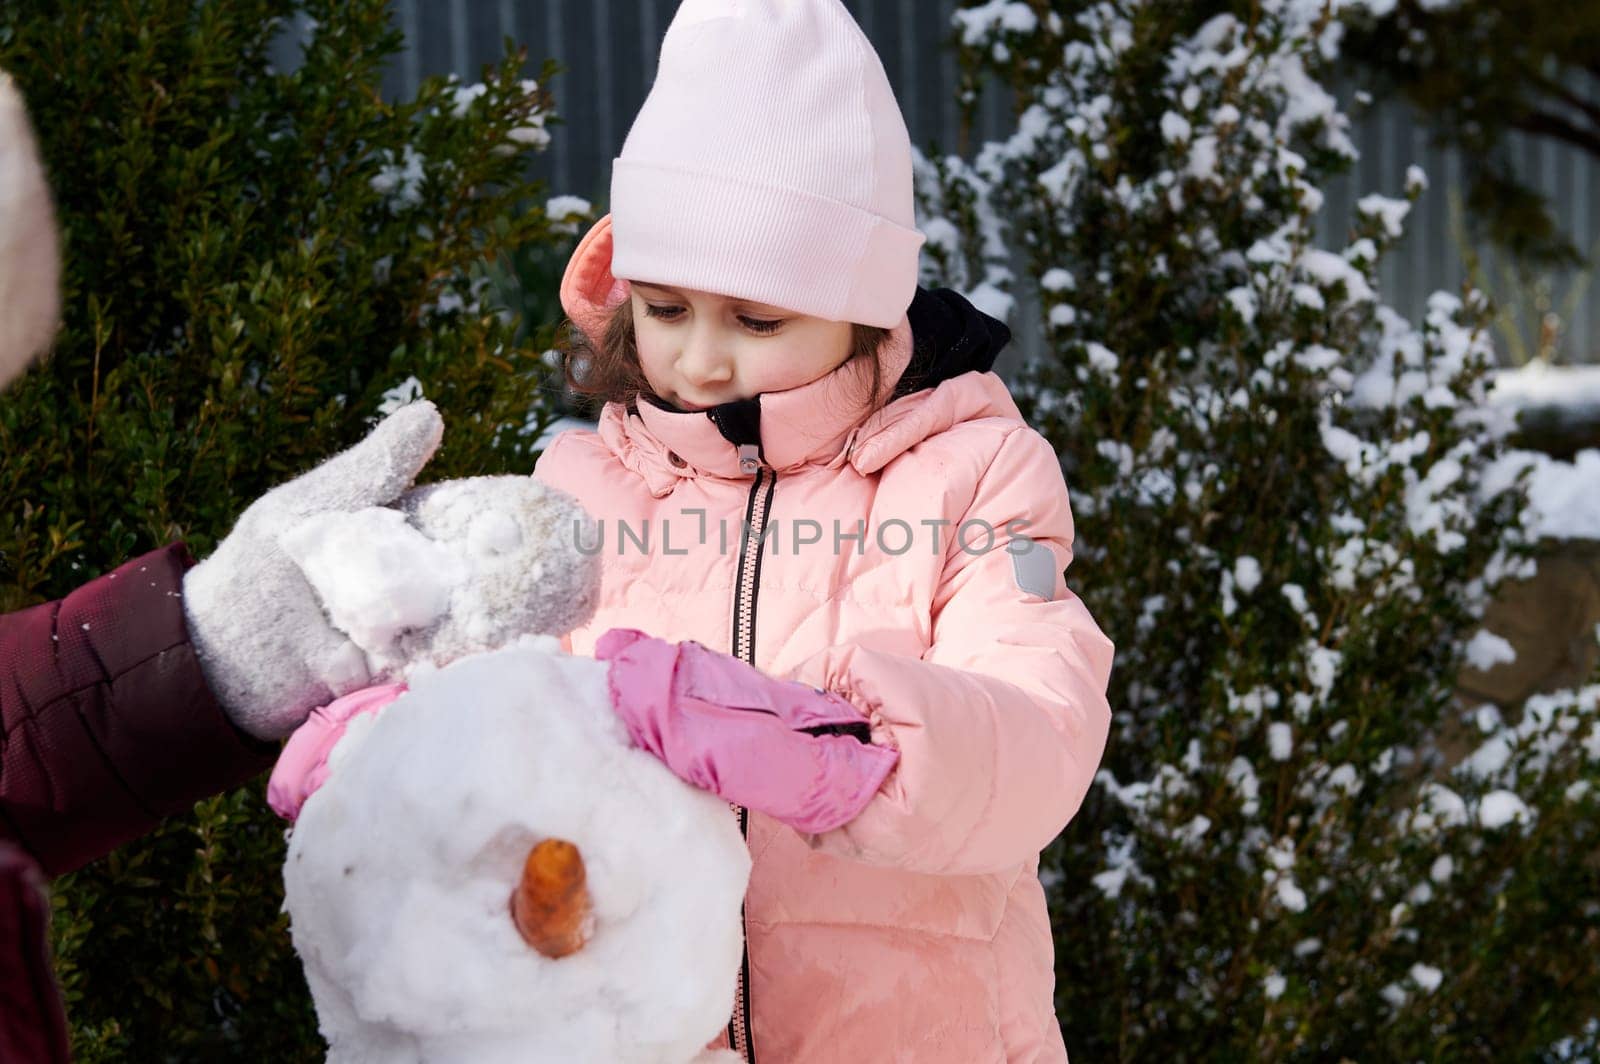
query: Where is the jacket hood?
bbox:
[560,216,1020,495]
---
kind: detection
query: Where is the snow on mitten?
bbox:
[279,474,599,680]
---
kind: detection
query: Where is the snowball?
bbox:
[1263,972,1286,1000]
[283,508,461,665]
[1429,855,1454,884]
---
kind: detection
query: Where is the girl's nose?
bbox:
[676,324,734,387]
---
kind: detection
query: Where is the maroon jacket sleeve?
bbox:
[0,544,276,876]
[0,843,68,1064]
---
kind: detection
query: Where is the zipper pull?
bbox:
[737,443,764,476]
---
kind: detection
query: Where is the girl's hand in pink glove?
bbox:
[267,683,408,822]
[594,628,899,835]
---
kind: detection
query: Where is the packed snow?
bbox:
[274,464,751,1061]
[284,638,751,1064]
[280,476,600,679]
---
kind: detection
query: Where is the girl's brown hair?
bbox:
[559,299,891,420]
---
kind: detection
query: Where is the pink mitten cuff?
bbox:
[267,683,408,822]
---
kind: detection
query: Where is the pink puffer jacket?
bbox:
[536,234,1114,1063]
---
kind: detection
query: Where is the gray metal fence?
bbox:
[369,0,1599,365]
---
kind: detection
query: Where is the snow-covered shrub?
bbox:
[0,0,573,1055]
[922,2,1600,1058]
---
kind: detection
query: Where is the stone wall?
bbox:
[1460,538,1600,706]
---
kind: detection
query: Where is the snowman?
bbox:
[264,472,751,1064]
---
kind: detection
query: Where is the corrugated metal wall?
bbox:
[358,0,1600,365]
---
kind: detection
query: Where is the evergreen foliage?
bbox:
[919,1,1600,1058]
[1342,0,1600,268]
[0,1,575,1056]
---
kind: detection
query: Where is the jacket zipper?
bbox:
[727,442,773,1064]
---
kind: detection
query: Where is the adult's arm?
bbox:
[0,544,275,876]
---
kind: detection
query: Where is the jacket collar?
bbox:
[594,288,1019,495]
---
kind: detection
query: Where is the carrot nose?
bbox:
[510,838,593,958]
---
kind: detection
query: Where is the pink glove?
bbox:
[595,628,899,835]
[267,683,408,822]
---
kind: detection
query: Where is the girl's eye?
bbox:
[643,304,685,322]
[739,316,784,335]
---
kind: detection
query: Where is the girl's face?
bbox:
[628,281,854,411]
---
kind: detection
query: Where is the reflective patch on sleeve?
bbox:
[1009,535,1058,600]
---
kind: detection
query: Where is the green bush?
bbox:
[0,0,577,1056]
[919,2,1599,1059]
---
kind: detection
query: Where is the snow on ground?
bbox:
[1484,364,1600,542]
[1483,448,1600,542]
[1489,362,1600,414]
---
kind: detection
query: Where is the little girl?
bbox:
[533,1,1115,1060]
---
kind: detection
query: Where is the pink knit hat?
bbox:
[596,0,924,330]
